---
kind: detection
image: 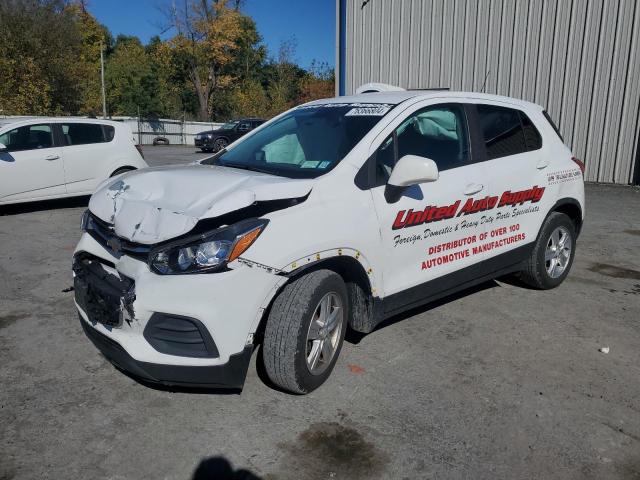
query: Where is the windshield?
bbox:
[204,103,394,179]
[220,120,240,130]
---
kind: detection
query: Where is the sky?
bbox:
[88,0,336,69]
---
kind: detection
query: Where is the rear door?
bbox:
[470,103,552,262]
[367,102,491,304]
[0,123,65,202]
[59,122,115,194]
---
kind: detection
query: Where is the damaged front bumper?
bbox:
[78,315,254,389]
[73,232,283,390]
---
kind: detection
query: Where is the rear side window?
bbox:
[543,110,564,143]
[521,113,542,150]
[104,125,115,141]
[477,105,527,160]
[62,123,113,145]
[0,124,53,151]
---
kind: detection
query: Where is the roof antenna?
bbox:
[480,70,491,93]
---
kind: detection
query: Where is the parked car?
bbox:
[0,118,147,205]
[194,118,265,153]
[73,91,584,394]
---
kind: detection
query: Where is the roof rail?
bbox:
[355,83,406,94]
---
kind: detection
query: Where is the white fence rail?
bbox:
[114,117,224,146]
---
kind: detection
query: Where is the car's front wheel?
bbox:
[262,270,348,394]
[213,138,228,152]
[518,212,577,289]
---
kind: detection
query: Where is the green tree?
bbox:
[105,36,162,117]
[67,1,112,116]
[0,0,83,114]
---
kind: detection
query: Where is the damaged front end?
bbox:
[87,164,314,244]
[73,254,136,328]
[73,163,313,389]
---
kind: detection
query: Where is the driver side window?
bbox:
[0,124,54,152]
[374,104,470,184]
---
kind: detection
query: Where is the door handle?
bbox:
[537,159,549,169]
[464,183,484,195]
[45,155,60,161]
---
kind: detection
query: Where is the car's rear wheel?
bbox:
[213,138,228,152]
[518,212,576,289]
[262,270,348,394]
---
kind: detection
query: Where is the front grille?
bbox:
[74,255,135,328]
[86,213,151,261]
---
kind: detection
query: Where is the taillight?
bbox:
[135,144,144,159]
[571,156,585,174]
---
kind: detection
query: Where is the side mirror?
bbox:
[388,154,439,187]
[0,143,7,153]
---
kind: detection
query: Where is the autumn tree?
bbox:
[0,0,334,122]
[164,0,246,120]
[297,60,335,105]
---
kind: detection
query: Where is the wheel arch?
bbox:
[549,197,583,236]
[253,253,378,342]
[110,165,137,177]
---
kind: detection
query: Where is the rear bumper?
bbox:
[79,315,253,389]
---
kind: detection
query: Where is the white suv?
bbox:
[73,91,585,394]
[0,118,147,205]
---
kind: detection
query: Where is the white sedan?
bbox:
[0,118,148,205]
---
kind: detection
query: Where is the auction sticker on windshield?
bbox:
[297,102,393,116]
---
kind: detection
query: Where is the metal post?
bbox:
[100,43,107,119]
[137,106,141,145]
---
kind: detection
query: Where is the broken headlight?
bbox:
[149,219,268,275]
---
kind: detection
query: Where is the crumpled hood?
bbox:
[89,164,313,244]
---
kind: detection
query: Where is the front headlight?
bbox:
[149,218,268,275]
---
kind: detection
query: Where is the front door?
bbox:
[369,103,492,304]
[0,123,65,202]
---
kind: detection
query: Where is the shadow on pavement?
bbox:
[192,456,262,480]
[0,195,90,216]
[345,279,500,344]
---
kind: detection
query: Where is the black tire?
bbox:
[110,167,135,177]
[262,270,348,394]
[152,137,169,146]
[518,212,576,289]
[213,138,228,152]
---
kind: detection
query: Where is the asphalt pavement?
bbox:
[1,146,639,479]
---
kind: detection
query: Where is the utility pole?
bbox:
[100,43,107,119]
